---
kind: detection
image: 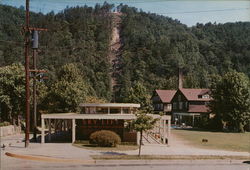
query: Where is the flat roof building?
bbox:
[41,103,171,145]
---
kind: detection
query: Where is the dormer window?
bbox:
[202,94,209,99]
[178,95,181,101]
[198,94,210,99]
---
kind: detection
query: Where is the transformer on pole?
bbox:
[32,30,38,141]
[24,0,48,147]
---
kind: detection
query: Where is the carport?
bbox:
[41,112,171,145]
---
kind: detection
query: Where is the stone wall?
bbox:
[0,125,21,137]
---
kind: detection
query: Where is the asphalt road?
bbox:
[1,156,249,170]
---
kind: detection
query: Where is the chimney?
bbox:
[178,68,183,89]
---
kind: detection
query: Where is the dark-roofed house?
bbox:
[152,90,176,114]
[152,88,212,126]
[171,88,211,126]
[152,70,213,126]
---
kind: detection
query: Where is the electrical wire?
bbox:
[0,40,23,45]
[159,7,250,15]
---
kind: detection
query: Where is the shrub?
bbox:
[89,130,121,147]
[0,121,10,127]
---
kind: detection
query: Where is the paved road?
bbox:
[1,158,249,170]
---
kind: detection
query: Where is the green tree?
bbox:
[210,71,250,132]
[46,63,93,112]
[126,82,152,111]
[0,63,25,124]
[132,110,157,156]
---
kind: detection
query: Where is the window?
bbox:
[164,104,172,111]
[160,104,163,110]
[179,102,183,109]
[167,104,172,110]
[173,102,177,109]
[202,94,210,99]
[178,95,181,101]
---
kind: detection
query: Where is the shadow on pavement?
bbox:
[100,151,127,155]
[242,161,250,164]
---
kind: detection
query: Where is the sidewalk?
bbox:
[1,133,249,164]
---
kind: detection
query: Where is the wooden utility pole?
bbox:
[24,0,48,147]
[25,0,30,148]
[32,49,37,141]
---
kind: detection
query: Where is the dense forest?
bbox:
[116,6,250,101]
[0,4,249,121]
[0,3,114,100]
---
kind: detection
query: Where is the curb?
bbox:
[5,152,96,164]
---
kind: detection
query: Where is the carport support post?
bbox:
[41,118,45,143]
[72,119,76,143]
[168,119,171,145]
[192,114,195,127]
[163,119,166,144]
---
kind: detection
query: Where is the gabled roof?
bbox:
[155,90,176,103]
[188,105,210,113]
[179,88,211,101]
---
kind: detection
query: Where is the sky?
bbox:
[1,0,250,26]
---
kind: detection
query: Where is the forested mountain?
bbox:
[0,4,114,100]
[0,4,249,109]
[115,6,250,101]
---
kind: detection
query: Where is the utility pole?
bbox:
[32,43,37,141]
[25,0,30,148]
[24,0,48,147]
[30,29,47,142]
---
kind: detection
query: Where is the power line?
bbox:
[0,40,23,44]
[159,7,250,15]
[2,1,249,15]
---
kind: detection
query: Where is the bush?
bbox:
[0,121,10,127]
[89,130,121,147]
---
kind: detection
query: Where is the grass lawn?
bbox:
[73,142,138,151]
[172,129,250,152]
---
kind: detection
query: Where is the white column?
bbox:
[72,119,76,143]
[168,119,171,145]
[163,119,166,144]
[41,118,45,143]
[54,119,57,133]
[108,107,110,114]
[158,120,161,134]
[63,120,66,131]
[65,120,68,131]
[121,107,123,114]
[48,119,51,142]
[192,115,195,127]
